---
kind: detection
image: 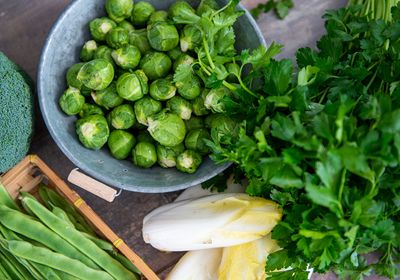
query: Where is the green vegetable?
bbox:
[106,27,129,49]
[134,96,162,125]
[89,17,117,41]
[156,143,184,168]
[184,128,210,155]
[131,2,155,26]
[132,142,157,168]
[167,47,183,61]
[111,45,141,69]
[80,40,98,62]
[94,45,115,66]
[185,116,204,131]
[128,29,151,54]
[251,0,294,19]
[116,70,148,101]
[196,0,219,15]
[148,10,169,25]
[174,65,201,100]
[166,96,192,120]
[176,150,202,173]
[77,59,114,90]
[108,130,136,159]
[192,88,209,116]
[169,1,200,25]
[92,82,123,109]
[59,87,85,116]
[75,115,110,150]
[147,21,179,52]
[147,111,186,146]
[105,0,133,23]
[66,63,85,89]
[136,130,154,143]
[108,104,136,129]
[117,20,135,31]
[210,114,237,145]
[140,52,172,80]
[180,25,201,52]
[79,103,104,118]
[173,53,195,71]
[149,78,176,101]
[204,86,231,113]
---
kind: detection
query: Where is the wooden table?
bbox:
[0,0,385,279]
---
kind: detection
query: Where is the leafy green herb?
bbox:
[251,0,294,20]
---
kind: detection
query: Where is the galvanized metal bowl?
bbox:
[38,0,265,193]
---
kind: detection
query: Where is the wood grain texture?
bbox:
[0,0,388,279]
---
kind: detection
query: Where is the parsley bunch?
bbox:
[206,3,400,279]
[251,0,294,20]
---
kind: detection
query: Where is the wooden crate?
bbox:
[0,154,159,280]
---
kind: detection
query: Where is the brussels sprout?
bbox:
[148,10,169,25]
[149,78,176,101]
[210,115,238,145]
[117,20,135,31]
[66,63,85,89]
[176,150,202,173]
[197,0,219,15]
[116,70,148,101]
[147,22,179,52]
[176,75,201,100]
[79,103,104,118]
[192,89,209,116]
[166,96,192,120]
[140,52,172,80]
[132,142,157,168]
[94,45,115,66]
[108,130,136,159]
[111,45,141,69]
[167,47,183,60]
[134,97,162,125]
[89,17,117,41]
[185,128,210,155]
[106,27,129,49]
[128,29,151,54]
[131,2,155,26]
[156,143,184,168]
[136,130,154,143]
[80,40,98,62]
[109,104,136,129]
[169,1,200,24]
[80,85,93,97]
[105,0,133,22]
[204,113,218,128]
[59,87,85,116]
[204,86,232,113]
[77,59,114,90]
[173,53,195,71]
[180,25,201,52]
[147,111,186,146]
[185,116,204,131]
[91,82,123,109]
[75,115,110,150]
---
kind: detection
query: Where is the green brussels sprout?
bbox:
[105,0,133,22]
[106,27,129,49]
[148,10,168,25]
[116,70,148,101]
[75,115,110,150]
[134,97,162,125]
[147,111,186,146]
[192,89,209,116]
[156,143,185,168]
[94,45,115,66]
[140,52,172,80]
[147,22,179,52]
[91,82,123,109]
[77,59,114,90]
[197,0,219,15]
[184,128,210,155]
[117,20,135,31]
[173,53,195,71]
[128,29,150,55]
[131,2,155,26]
[132,142,157,168]
[66,63,85,89]
[59,87,85,116]
[204,113,218,128]
[109,104,136,129]
[111,45,141,69]
[80,40,97,62]
[176,150,202,173]
[80,85,92,97]
[176,75,201,100]
[169,1,200,24]
[185,116,204,131]
[180,25,201,52]
[108,130,136,159]
[89,17,117,41]
[204,86,232,113]
[149,78,176,101]
[137,130,154,143]
[79,103,104,118]
[166,96,192,120]
[167,47,183,60]
[210,115,238,145]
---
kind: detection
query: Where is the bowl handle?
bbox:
[67,168,120,202]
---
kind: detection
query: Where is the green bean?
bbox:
[0,238,114,280]
[111,253,141,276]
[0,261,12,280]
[0,249,25,280]
[81,232,115,252]
[0,183,19,211]
[21,192,137,280]
[57,271,82,280]
[0,205,99,270]
[52,206,75,227]
[30,263,62,280]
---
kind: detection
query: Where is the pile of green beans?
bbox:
[0,183,141,280]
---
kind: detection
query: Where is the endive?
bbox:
[142,193,282,251]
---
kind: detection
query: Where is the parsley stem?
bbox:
[338,169,346,212]
[222,81,237,92]
[202,37,216,69]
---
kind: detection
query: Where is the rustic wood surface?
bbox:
[0,0,387,279]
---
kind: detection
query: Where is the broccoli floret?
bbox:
[0,52,34,173]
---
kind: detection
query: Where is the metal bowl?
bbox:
[38,0,265,193]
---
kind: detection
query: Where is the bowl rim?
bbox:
[37,0,266,193]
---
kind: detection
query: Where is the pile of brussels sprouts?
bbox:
[59,0,234,174]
